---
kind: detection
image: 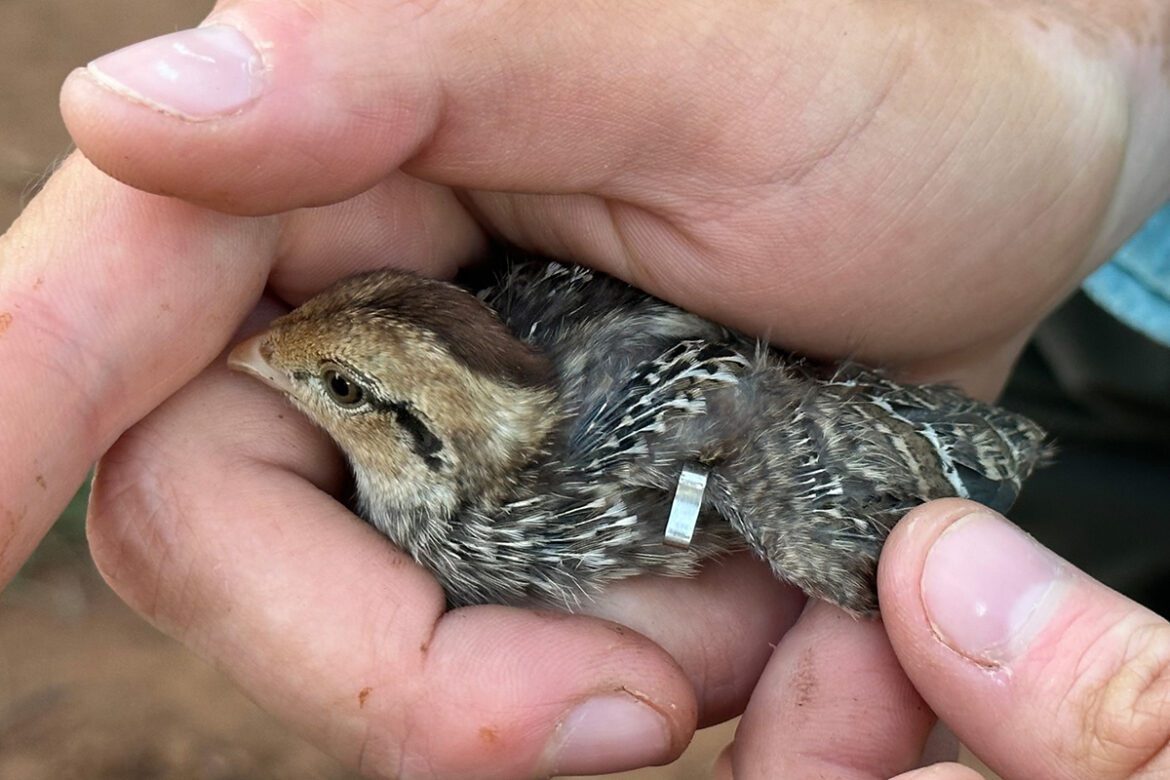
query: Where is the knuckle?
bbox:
[88,430,189,628]
[1076,618,1170,777]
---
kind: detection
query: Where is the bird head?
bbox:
[228,270,558,534]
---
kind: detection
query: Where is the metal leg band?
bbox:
[664,464,709,548]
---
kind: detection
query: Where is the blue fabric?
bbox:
[1083,201,1170,346]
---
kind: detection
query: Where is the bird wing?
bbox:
[565,339,751,475]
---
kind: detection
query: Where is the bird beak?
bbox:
[227,332,295,395]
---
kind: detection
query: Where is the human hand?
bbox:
[1,1,1167,776]
[720,498,1170,779]
[58,1,1170,394]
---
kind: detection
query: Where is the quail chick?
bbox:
[228,255,1050,615]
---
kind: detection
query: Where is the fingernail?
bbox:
[549,694,672,774]
[922,511,1065,664]
[87,25,263,120]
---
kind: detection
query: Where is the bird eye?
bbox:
[321,367,365,408]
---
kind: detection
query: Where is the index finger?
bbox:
[0,153,275,583]
[725,601,934,779]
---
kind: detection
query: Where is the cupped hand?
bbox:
[59,1,1170,388]
[720,500,1170,779]
[0,0,1167,777]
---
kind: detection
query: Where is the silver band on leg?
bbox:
[664,464,709,548]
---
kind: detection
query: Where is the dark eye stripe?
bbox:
[370,398,444,471]
[317,358,444,470]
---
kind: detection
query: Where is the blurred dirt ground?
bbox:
[0,1,732,777]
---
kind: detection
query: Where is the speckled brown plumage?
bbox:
[229,254,1050,615]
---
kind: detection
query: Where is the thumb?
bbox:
[61,1,445,214]
[879,499,1170,780]
[59,0,792,216]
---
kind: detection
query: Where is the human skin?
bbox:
[1,0,1169,776]
[719,500,1170,779]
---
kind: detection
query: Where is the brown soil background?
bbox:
[0,2,998,778]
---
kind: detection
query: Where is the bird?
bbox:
[228,253,1050,615]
